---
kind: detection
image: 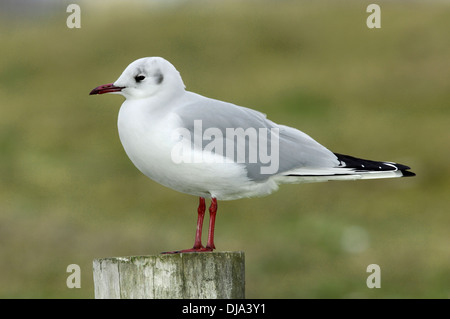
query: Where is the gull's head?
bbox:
[89,57,185,100]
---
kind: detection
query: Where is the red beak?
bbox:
[89,83,124,95]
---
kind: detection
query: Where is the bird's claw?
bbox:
[161,247,214,254]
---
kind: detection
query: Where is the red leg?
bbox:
[161,197,214,254]
[193,197,206,249]
[206,198,217,250]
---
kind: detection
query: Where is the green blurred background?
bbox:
[0,0,449,298]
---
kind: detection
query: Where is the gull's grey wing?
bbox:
[173,92,339,181]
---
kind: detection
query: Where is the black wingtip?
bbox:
[334,153,416,177]
[401,170,416,177]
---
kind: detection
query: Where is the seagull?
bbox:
[90,57,415,254]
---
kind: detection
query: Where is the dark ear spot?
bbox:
[155,72,164,84]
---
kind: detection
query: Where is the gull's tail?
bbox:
[278,153,415,183]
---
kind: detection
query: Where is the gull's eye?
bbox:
[135,75,145,83]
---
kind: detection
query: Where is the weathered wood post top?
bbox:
[93,251,245,299]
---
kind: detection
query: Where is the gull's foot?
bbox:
[161,247,214,254]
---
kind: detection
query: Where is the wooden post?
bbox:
[93,251,245,299]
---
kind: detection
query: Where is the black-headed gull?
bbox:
[90,57,415,253]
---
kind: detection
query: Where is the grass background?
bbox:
[0,0,449,298]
